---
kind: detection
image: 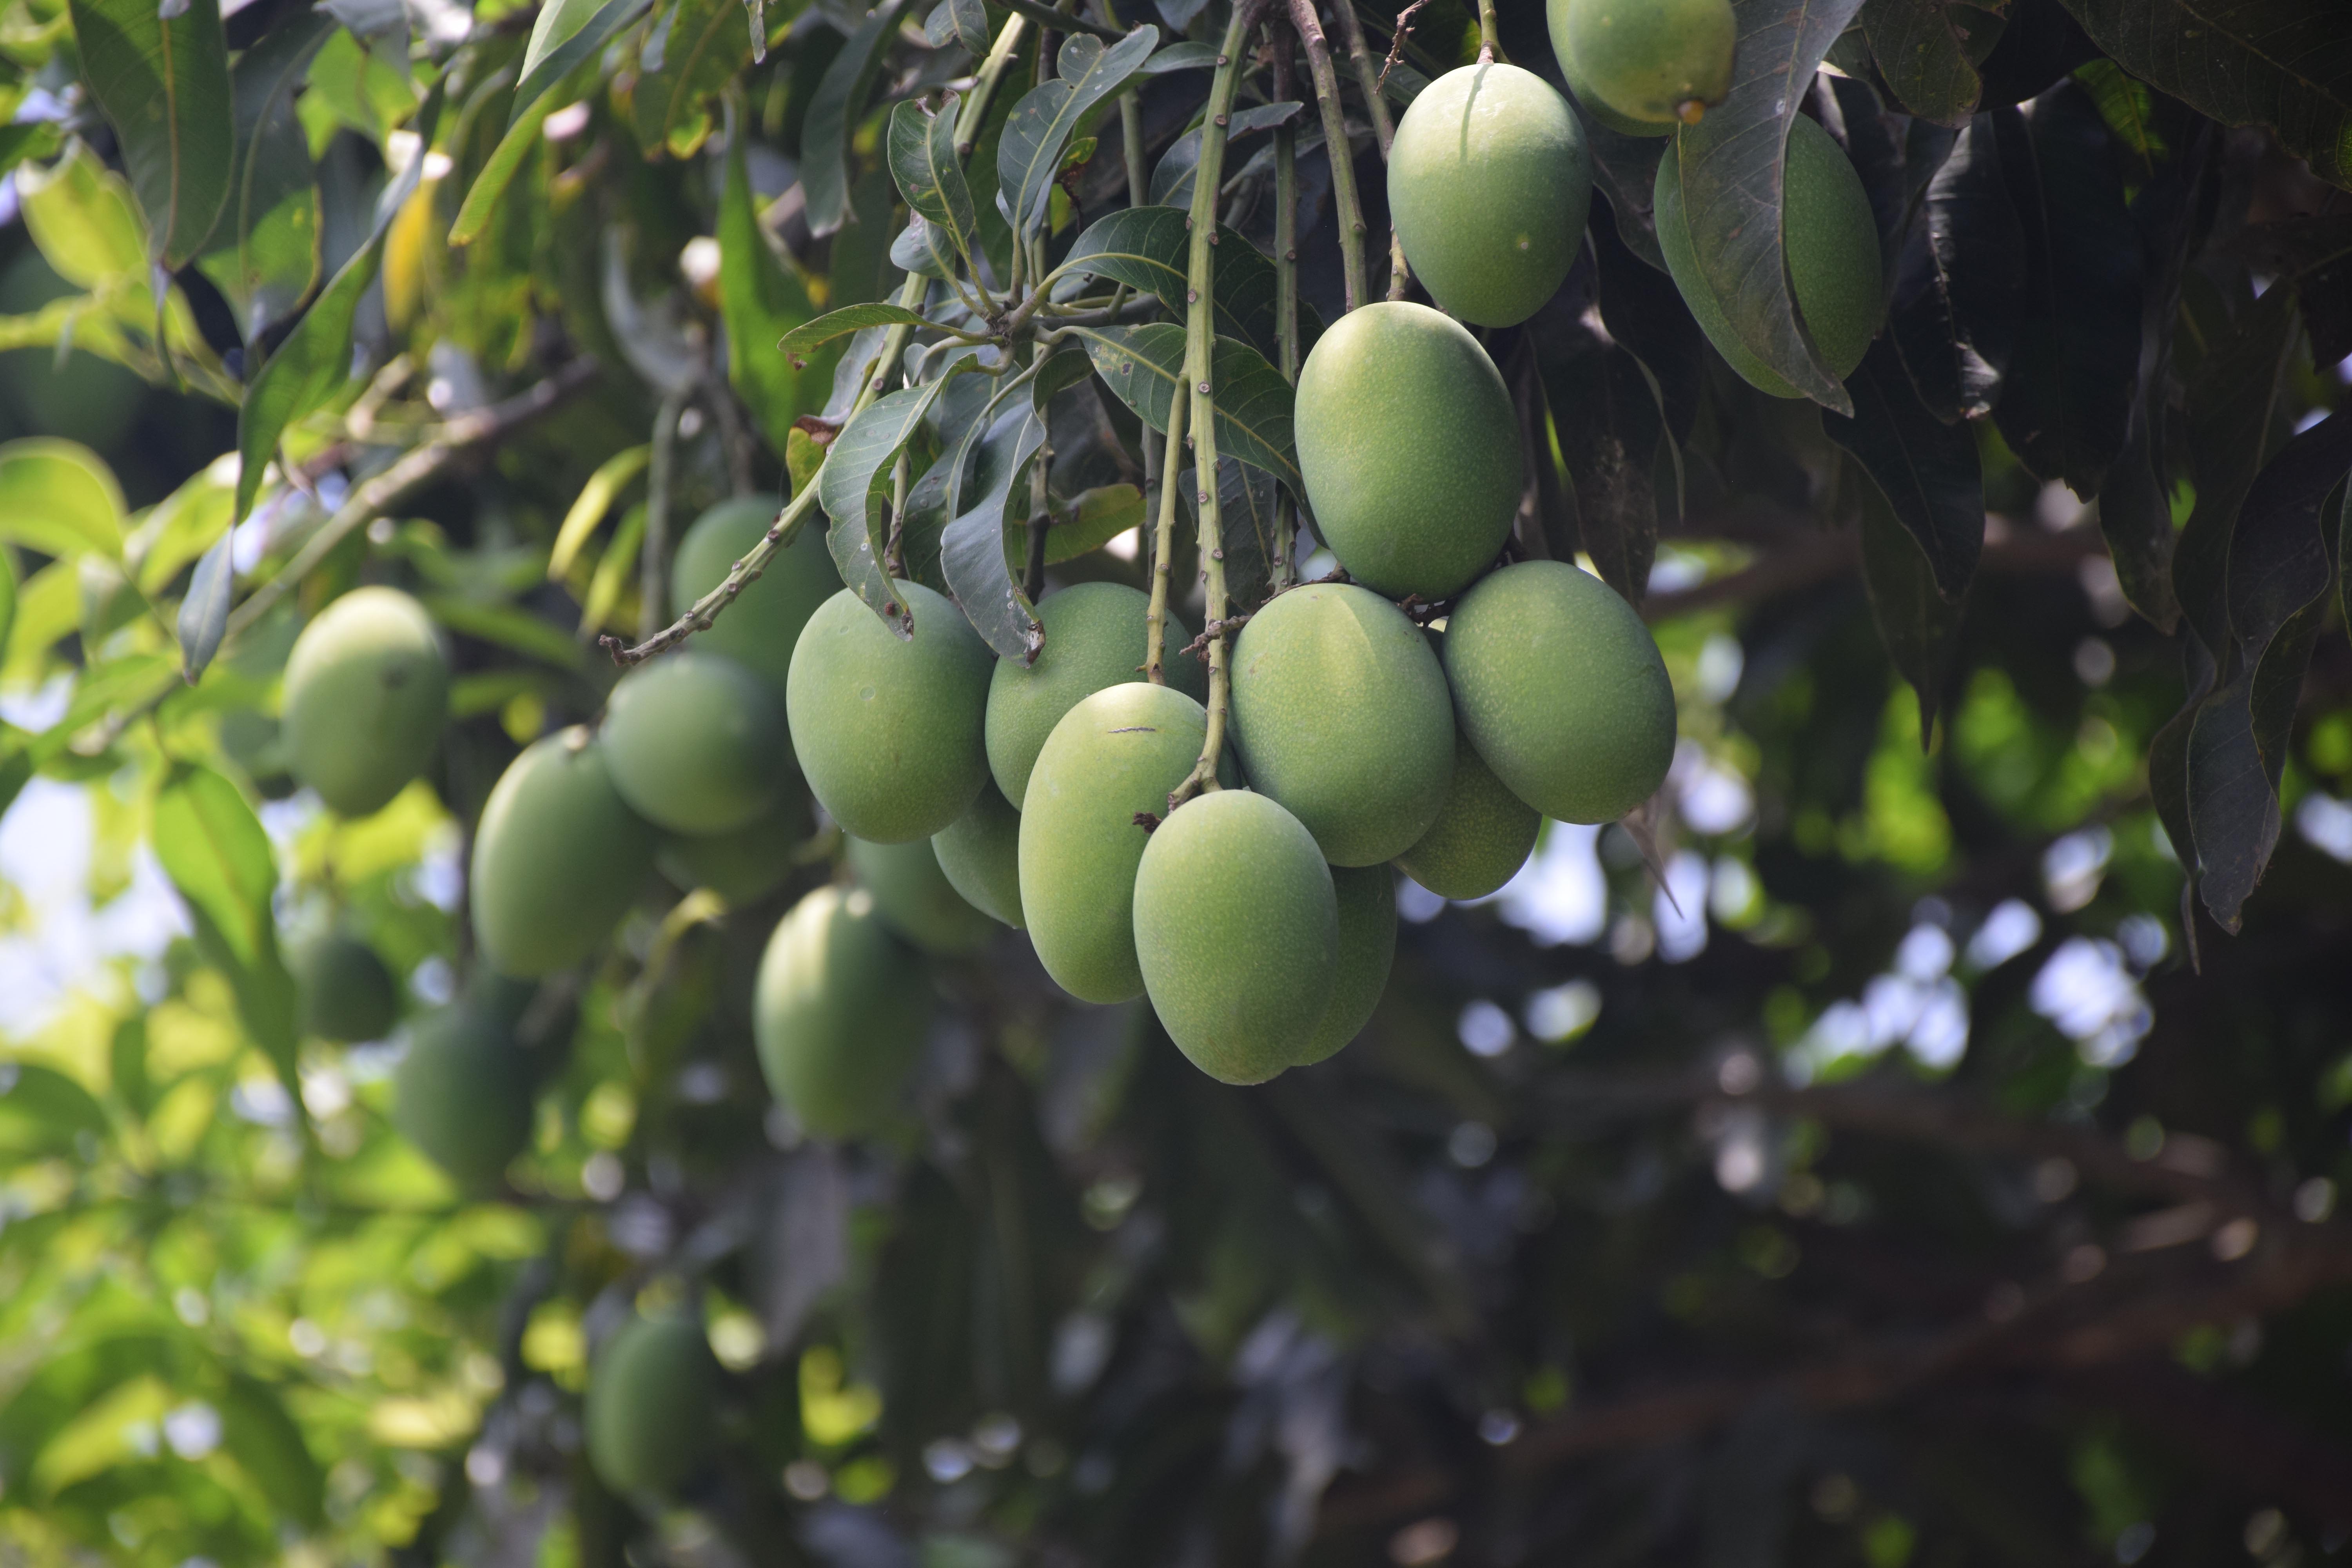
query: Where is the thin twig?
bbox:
[1179,613,1250,658]
[1376,0,1431,91]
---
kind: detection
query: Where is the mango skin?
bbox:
[294,932,399,1042]
[656,791,812,906]
[754,884,932,1139]
[787,582,994,843]
[1291,864,1397,1067]
[848,834,997,955]
[281,586,450,817]
[1134,790,1337,1086]
[1294,302,1521,600]
[1390,64,1592,328]
[1655,114,1885,398]
[986,581,1205,808]
[1548,3,1671,140]
[1443,561,1675,824]
[392,1000,535,1191]
[603,652,791,834]
[1230,583,1454,867]
[586,1312,721,1495]
[1394,738,1542,899]
[670,495,842,697]
[931,780,1024,928]
[1557,0,1735,125]
[470,728,658,978]
[1020,683,1221,1004]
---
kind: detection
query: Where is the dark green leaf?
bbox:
[634,0,758,157]
[891,215,957,280]
[820,377,960,631]
[2176,285,2299,659]
[1072,323,1299,489]
[1139,40,1219,74]
[0,122,64,169]
[0,1062,111,1161]
[1149,100,1301,208]
[1034,483,1145,566]
[948,0,990,54]
[899,448,958,595]
[782,302,936,365]
[67,0,234,268]
[890,95,978,259]
[804,0,912,238]
[1890,115,2023,422]
[514,0,653,124]
[1854,467,1967,739]
[2054,0,2352,189]
[2095,408,2183,633]
[943,402,1047,661]
[1590,200,1702,441]
[1181,456,1282,614]
[1056,205,1284,360]
[1540,318,1665,605]
[453,60,580,245]
[1569,103,1671,272]
[2224,411,2351,683]
[1987,80,2143,497]
[217,1373,324,1528]
[720,111,826,456]
[2187,666,2281,933]
[997,25,1158,237]
[176,530,234,682]
[198,12,331,342]
[153,761,300,1088]
[1863,0,2001,125]
[1822,337,1984,602]
[2242,214,2352,369]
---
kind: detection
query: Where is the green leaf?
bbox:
[1178,455,1283,613]
[889,94,979,260]
[216,1373,325,1528]
[803,0,913,239]
[720,113,826,455]
[0,1063,112,1163]
[176,531,234,682]
[819,376,962,632]
[0,548,15,655]
[237,83,445,524]
[1657,0,1869,414]
[152,760,299,1087]
[423,593,586,668]
[1148,100,1301,209]
[780,301,936,365]
[198,13,331,343]
[947,0,989,53]
[2174,283,2300,661]
[890,213,960,280]
[1031,483,1145,567]
[635,0,758,157]
[67,0,234,267]
[1888,113,2024,424]
[996,25,1158,237]
[1073,323,1299,489]
[0,123,64,169]
[452,60,577,247]
[942,400,1047,661]
[1822,337,1984,601]
[2243,213,2352,369]
[2054,0,2352,189]
[1056,204,1286,359]
[1863,0,2000,125]
[0,438,127,561]
[1573,109,1671,271]
[2223,412,2350,699]
[1853,466,1967,739]
[550,445,652,579]
[1139,40,1219,74]
[515,0,654,124]
[1540,321,1665,605]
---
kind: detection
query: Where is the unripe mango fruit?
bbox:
[670,496,842,697]
[281,586,449,817]
[754,884,932,1139]
[1556,0,1735,125]
[585,1311,721,1495]
[931,780,1024,928]
[1229,583,1454,866]
[1443,561,1675,824]
[1655,114,1885,397]
[1021,682,1224,1004]
[1294,303,1521,600]
[470,728,657,977]
[1394,739,1542,899]
[987,581,1205,808]
[787,583,994,842]
[392,1000,535,1190]
[1548,7,1670,140]
[656,791,812,906]
[1291,864,1398,1067]
[1134,790,1337,1085]
[848,834,998,955]
[603,652,790,834]
[294,931,400,1042]
[1390,64,1592,328]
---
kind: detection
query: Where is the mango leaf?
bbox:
[152,761,299,1090]
[891,214,959,280]
[550,446,652,579]
[1854,466,1967,739]
[1660,0,1869,412]
[889,95,978,261]
[804,0,912,239]
[781,302,935,365]
[1141,40,1219,74]
[1180,456,1283,614]
[216,1373,325,1528]
[67,0,234,268]
[198,12,331,343]
[635,0,757,156]
[2174,284,2300,660]
[1862,0,2001,125]
[0,550,14,655]
[237,83,445,524]
[2055,0,2352,189]
[1987,80,2143,498]
[2224,412,2351,694]
[1056,205,1284,359]
[1149,100,1301,208]
[1031,483,1145,567]
[0,123,63,169]
[0,1062,111,1162]
[176,531,234,682]
[933,0,989,53]
[1889,112,2025,424]
[997,25,1158,238]
[720,115,825,454]
[0,439,127,561]
[1822,337,1984,601]
[1072,323,1299,489]
[2241,214,2352,370]
[1573,109,1672,272]
[11,142,148,289]
[942,400,1047,661]
[453,58,581,245]
[514,0,653,124]
[820,377,961,633]
[1538,318,1665,605]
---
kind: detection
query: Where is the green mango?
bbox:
[1294,302,1521,600]
[585,1311,722,1495]
[932,780,1024,929]
[281,586,449,817]
[1443,561,1675,824]
[1552,18,1671,139]
[847,834,998,955]
[1291,864,1399,1067]
[603,652,791,834]
[656,790,813,906]
[391,1000,535,1190]
[1133,790,1337,1085]
[292,931,400,1042]
[986,581,1205,808]
[754,884,932,1138]
[786,583,994,842]
[1555,0,1735,125]
[470,728,658,978]
[1390,64,1592,328]
[670,495,843,697]
[1394,738,1543,899]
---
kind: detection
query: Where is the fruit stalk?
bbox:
[1474,0,1500,62]
[1287,0,1369,312]
[1170,2,1254,806]
[612,15,1030,668]
[1274,116,1301,585]
[1141,396,1189,684]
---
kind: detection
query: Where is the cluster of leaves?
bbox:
[3,0,2352,1561]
